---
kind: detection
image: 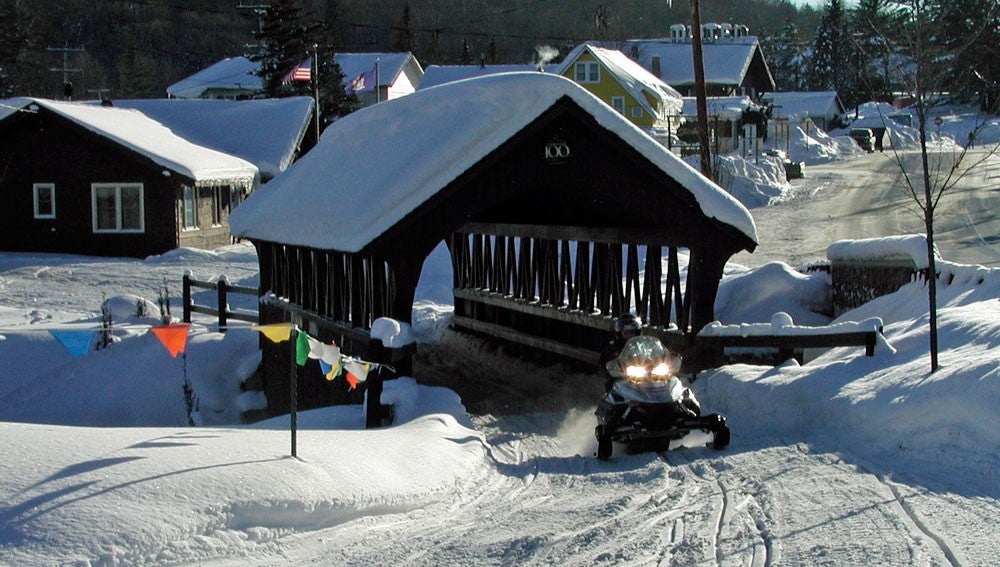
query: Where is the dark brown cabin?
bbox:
[0,98,257,258]
[230,72,757,416]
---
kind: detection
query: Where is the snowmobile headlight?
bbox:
[625,365,648,379]
[651,362,672,377]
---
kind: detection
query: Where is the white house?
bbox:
[762,91,846,131]
[335,52,424,107]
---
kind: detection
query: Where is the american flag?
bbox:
[282,58,312,84]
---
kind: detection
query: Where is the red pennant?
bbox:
[151,323,191,358]
[345,371,358,390]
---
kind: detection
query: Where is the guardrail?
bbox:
[182,274,259,329]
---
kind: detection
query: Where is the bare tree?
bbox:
[875,0,1000,371]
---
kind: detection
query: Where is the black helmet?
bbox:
[613,313,642,334]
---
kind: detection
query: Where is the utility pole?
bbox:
[690,0,712,180]
[311,44,321,141]
[237,1,270,34]
[238,1,270,52]
[47,46,85,100]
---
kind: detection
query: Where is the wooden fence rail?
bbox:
[645,326,883,373]
[182,274,259,329]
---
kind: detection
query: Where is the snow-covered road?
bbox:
[206,410,989,567]
[732,150,1000,269]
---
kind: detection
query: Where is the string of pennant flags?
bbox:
[38,324,192,358]
[13,322,388,389]
[252,322,393,390]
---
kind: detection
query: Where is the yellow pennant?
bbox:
[251,322,294,343]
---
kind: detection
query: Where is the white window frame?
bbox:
[182,185,199,230]
[631,106,644,119]
[33,183,56,219]
[611,97,625,114]
[91,183,145,234]
[574,62,600,83]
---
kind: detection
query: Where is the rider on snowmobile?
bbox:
[600,313,644,391]
[595,314,727,459]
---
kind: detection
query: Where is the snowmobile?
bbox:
[595,335,730,460]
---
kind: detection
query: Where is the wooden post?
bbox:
[217,277,228,332]
[289,325,298,458]
[690,0,713,180]
[182,273,192,324]
[365,364,385,429]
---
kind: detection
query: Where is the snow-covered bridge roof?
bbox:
[230,72,756,252]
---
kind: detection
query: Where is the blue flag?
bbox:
[50,330,93,357]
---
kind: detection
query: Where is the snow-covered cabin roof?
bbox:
[1,98,258,183]
[626,37,772,88]
[681,96,754,119]
[229,72,755,252]
[166,56,261,99]
[417,65,539,90]
[335,52,422,87]
[763,91,845,121]
[558,44,683,117]
[104,97,313,180]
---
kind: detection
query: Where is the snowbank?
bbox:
[699,263,1000,461]
[827,234,938,269]
[713,261,831,326]
[783,123,866,164]
[711,154,793,208]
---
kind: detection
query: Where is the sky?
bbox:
[0,78,997,565]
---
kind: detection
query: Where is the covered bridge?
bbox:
[230,72,757,416]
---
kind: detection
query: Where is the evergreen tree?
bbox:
[0,0,35,96]
[249,0,319,96]
[764,20,807,91]
[322,0,344,50]
[807,0,849,98]
[927,0,1000,109]
[486,37,498,65]
[848,0,910,103]
[249,0,355,128]
[458,39,474,65]
[393,3,415,53]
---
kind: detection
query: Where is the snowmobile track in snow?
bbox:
[877,473,961,567]
[663,450,773,567]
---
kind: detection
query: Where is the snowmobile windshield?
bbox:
[609,336,680,382]
[619,336,670,362]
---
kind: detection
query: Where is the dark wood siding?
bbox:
[0,107,184,257]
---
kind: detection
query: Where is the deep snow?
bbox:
[0,103,997,566]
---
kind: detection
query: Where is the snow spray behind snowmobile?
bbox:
[595,335,730,460]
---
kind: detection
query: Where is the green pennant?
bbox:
[295,330,310,366]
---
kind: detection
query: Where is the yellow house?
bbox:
[558,43,683,131]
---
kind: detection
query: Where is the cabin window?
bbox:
[631,107,644,119]
[33,183,56,219]
[92,183,144,233]
[182,185,199,229]
[611,97,625,114]
[574,62,599,83]
[210,185,231,226]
